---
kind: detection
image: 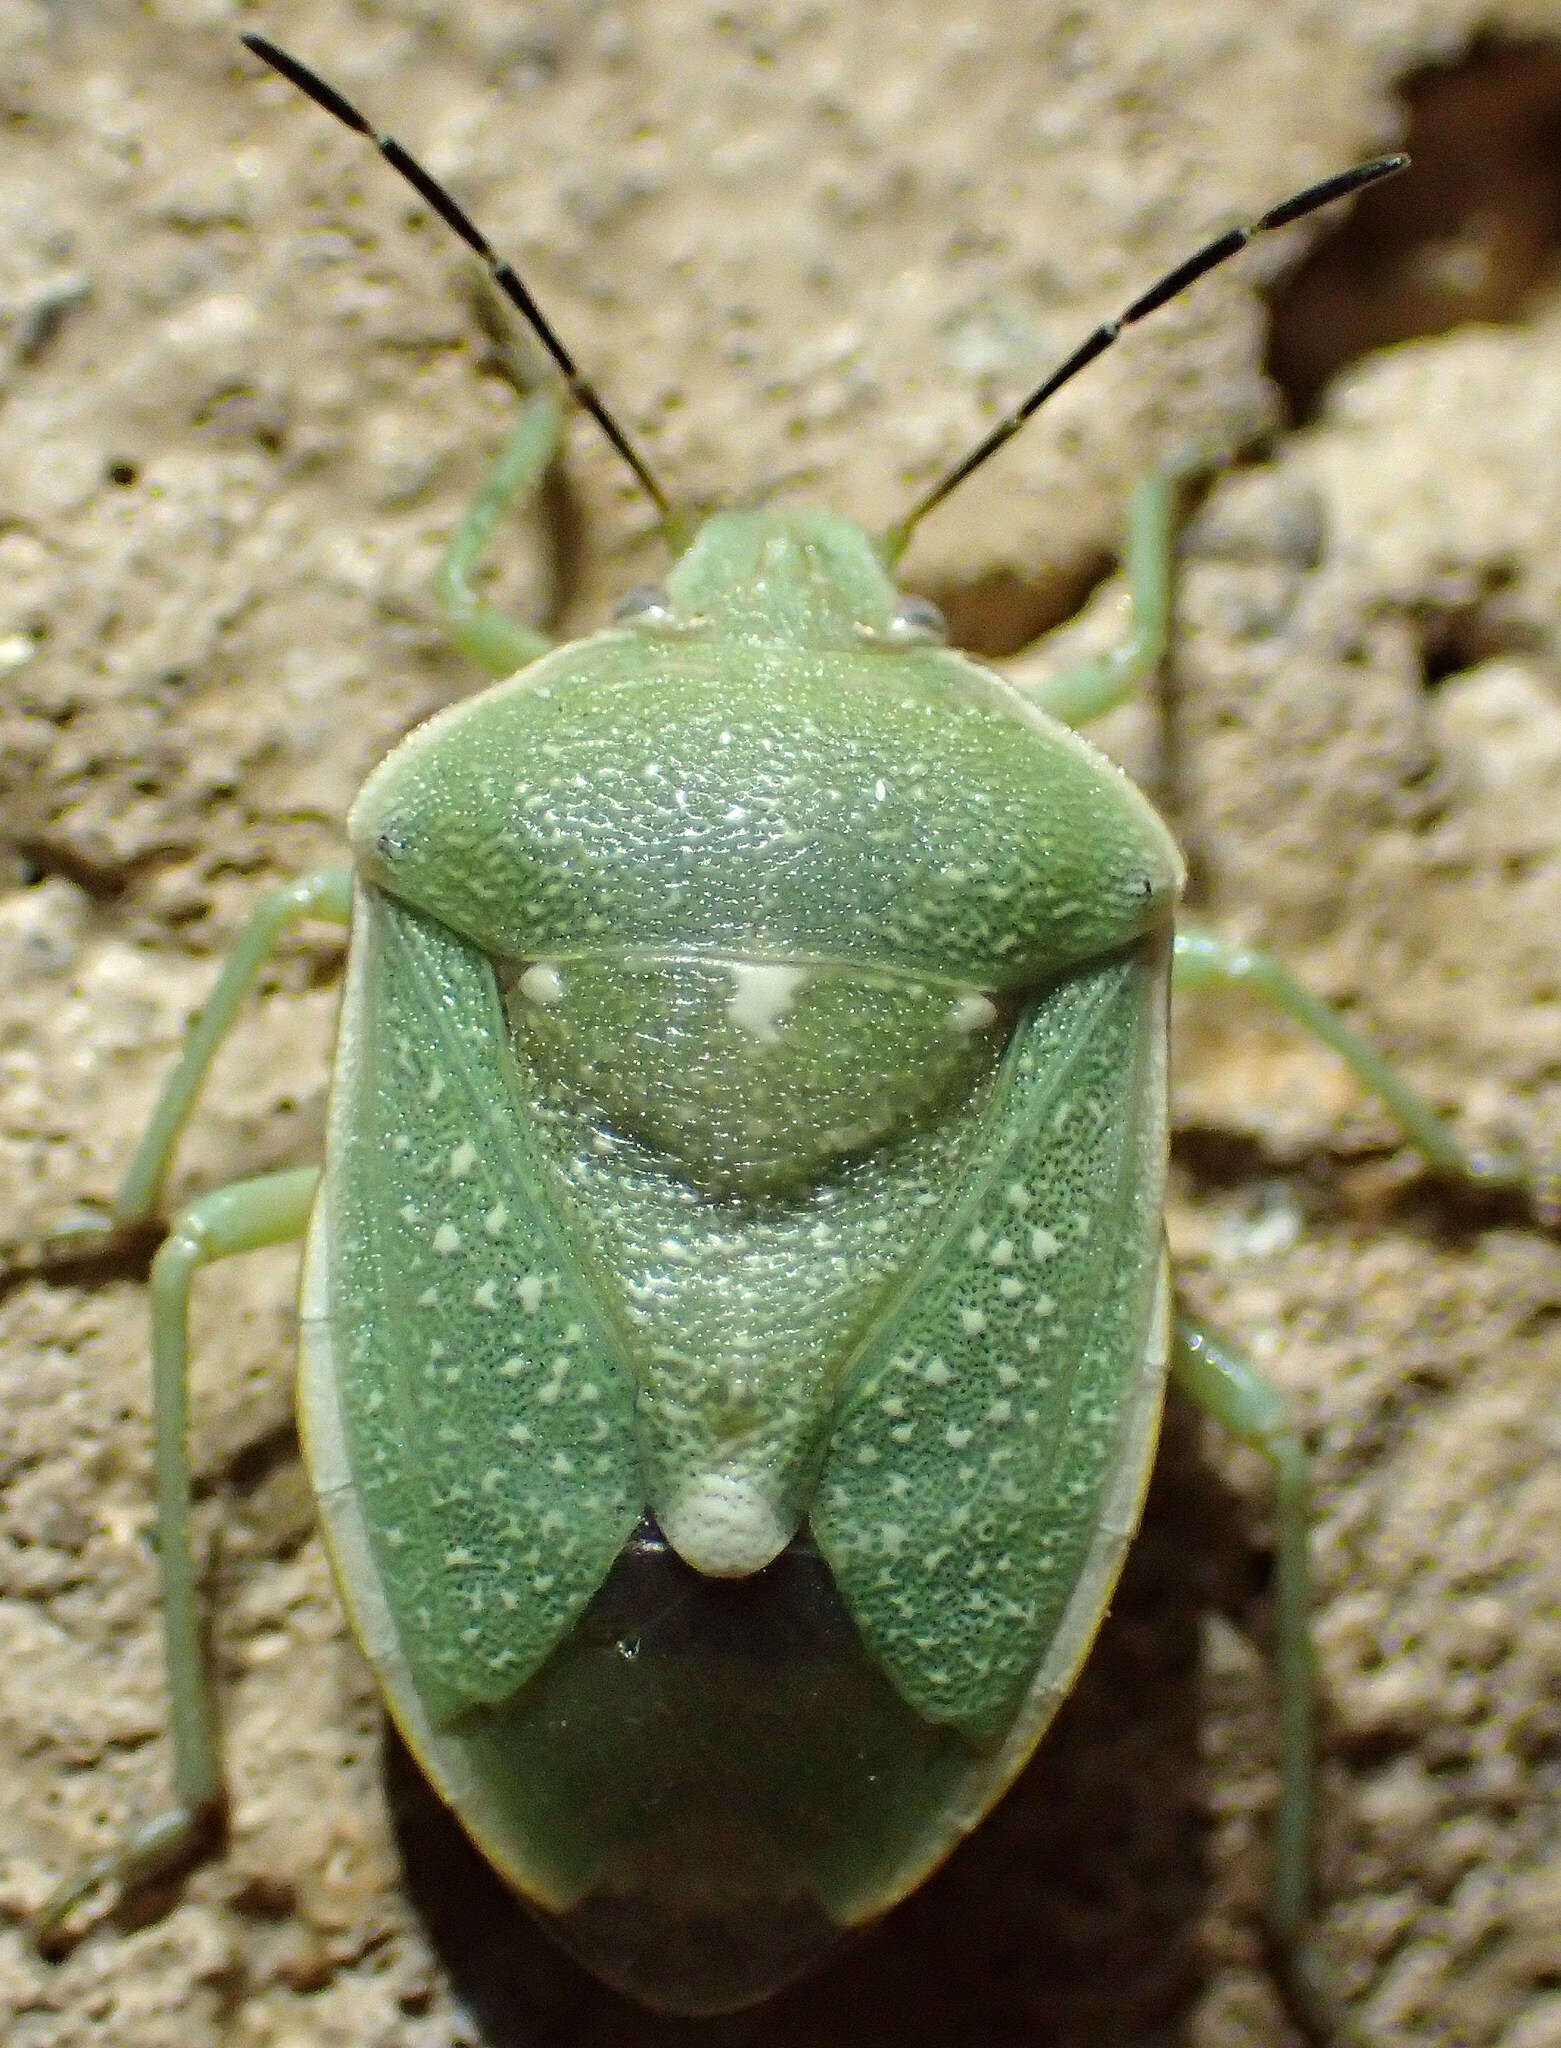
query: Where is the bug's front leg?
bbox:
[436,385,568,676]
[1005,454,1202,729]
[35,1167,320,1942]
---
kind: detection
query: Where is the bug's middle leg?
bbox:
[116,867,352,1225]
[1171,929,1531,1198]
[34,1166,321,1941]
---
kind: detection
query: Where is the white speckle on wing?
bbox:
[725,961,809,1042]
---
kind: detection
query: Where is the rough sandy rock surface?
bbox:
[2,3,1560,2045]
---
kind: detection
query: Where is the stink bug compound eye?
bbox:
[33,30,1546,2041]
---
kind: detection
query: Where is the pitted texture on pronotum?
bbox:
[349,527,1181,991]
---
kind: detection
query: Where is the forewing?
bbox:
[313,887,641,1722]
[811,945,1168,1740]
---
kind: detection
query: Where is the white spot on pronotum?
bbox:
[519,961,566,1006]
[725,961,809,1042]
[484,1205,509,1237]
[516,1273,545,1313]
[948,991,998,1034]
[432,1223,461,1256]
[1030,1226,1061,1260]
[447,1141,477,1179]
[959,1308,987,1335]
[660,1472,790,1577]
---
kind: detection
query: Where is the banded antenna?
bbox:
[242,34,674,532]
[880,153,1408,564]
[244,34,1405,571]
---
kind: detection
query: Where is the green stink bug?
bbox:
[32,33,1542,2038]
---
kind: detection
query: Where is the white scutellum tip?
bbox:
[661,1471,791,1578]
[949,991,998,1034]
[519,960,566,1006]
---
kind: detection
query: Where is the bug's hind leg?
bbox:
[1171,1315,1365,2048]
[437,384,568,676]
[34,1167,321,1944]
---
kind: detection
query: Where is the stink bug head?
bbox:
[656,505,920,646]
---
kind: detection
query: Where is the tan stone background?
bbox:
[2,1,1560,2043]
